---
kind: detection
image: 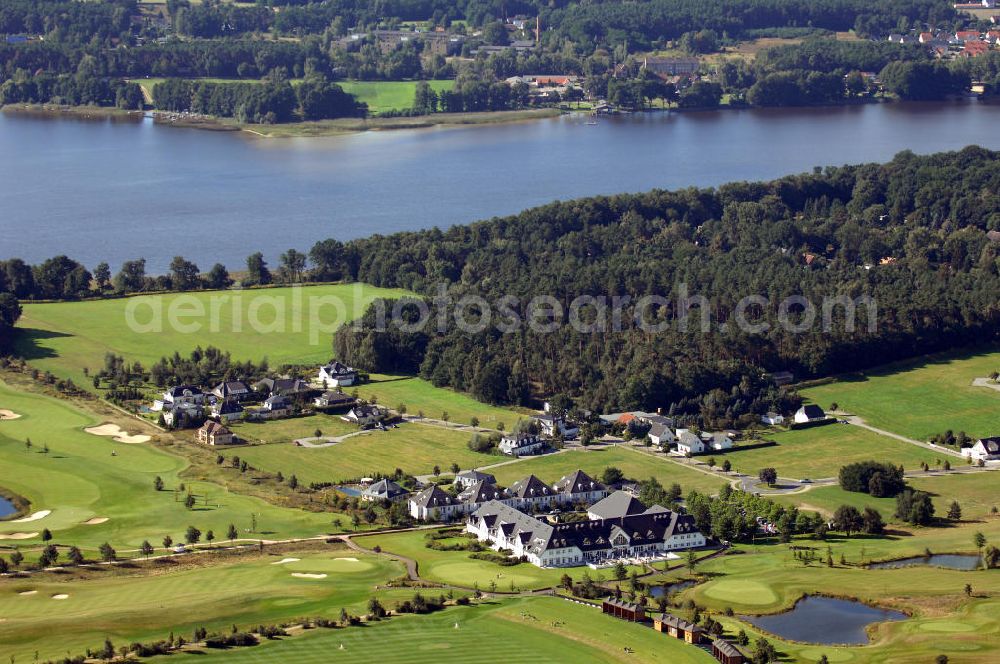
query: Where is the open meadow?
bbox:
[725,425,954,480]
[0,546,411,662]
[801,347,1000,441]
[358,373,525,427]
[0,382,350,551]
[487,446,729,496]
[234,423,498,485]
[14,283,413,389]
[338,80,454,114]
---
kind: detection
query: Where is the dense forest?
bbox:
[4,149,1000,422]
[328,147,1000,417]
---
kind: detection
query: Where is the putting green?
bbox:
[797,648,856,662]
[703,579,779,606]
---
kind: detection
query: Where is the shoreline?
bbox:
[2,103,564,137]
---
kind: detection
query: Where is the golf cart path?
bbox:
[843,415,964,458]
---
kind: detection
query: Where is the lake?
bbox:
[5,101,1000,272]
[0,494,16,518]
[868,554,981,571]
[743,596,907,645]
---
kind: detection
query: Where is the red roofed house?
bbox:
[919,32,935,43]
[963,40,990,56]
[956,30,981,41]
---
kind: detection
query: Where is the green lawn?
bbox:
[0,549,408,662]
[235,424,499,485]
[146,596,716,664]
[0,383,349,550]
[338,80,453,114]
[14,283,413,390]
[488,446,729,496]
[229,413,357,444]
[723,425,953,480]
[802,347,1000,441]
[690,523,1000,664]
[358,373,525,428]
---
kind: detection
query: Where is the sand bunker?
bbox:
[82,517,109,525]
[85,424,151,444]
[340,557,359,562]
[0,409,21,420]
[0,532,38,540]
[12,510,50,523]
[271,557,301,565]
[18,590,37,596]
[290,573,327,579]
[51,594,69,600]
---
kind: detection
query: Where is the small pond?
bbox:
[0,495,16,518]
[743,596,907,645]
[868,554,980,571]
[650,580,698,598]
[336,486,363,497]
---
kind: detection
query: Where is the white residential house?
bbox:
[197,421,235,446]
[259,395,292,419]
[318,361,358,387]
[211,381,251,402]
[552,470,607,504]
[161,385,205,408]
[453,470,497,489]
[702,432,733,451]
[344,404,387,427]
[210,399,244,423]
[793,405,827,424]
[675,429,705,455]
[533,414,580,439]
[360,479,409,502]
[648,422,677,448]
[409,485,464,521]
[761,412,784,426]
[313,390,355,410]
[961,437,1000,462]
[498,432,545,457]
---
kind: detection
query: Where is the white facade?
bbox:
[761,412,784,426]
[676,430,705,455]
[962,438,1000,462]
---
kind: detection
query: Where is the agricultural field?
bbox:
[13,283,413,389]
[802,347,1000,441]
[724,425,954,480]
[235,424,498,485]
[487,446,729,496]
[338,80,454,114]
[358,373,525,428]
[144,596,716,664]
[0,547,409,662]
[0,382,350,551]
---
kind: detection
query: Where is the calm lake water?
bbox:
[4,101,1000,272]
[0,495,16,518]
[743,596,907,645]
[868,554,981,570]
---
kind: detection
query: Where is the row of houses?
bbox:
[601,599,746,663]
[408,469,609,521]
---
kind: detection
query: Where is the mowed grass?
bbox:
[235,424,498,485]
[724,425,954,480]
[0,549,407,662]
[802,347,1000,441]
[690,520,1000,664]
[146,596,716,664]
[488,446,729,496]
[14,283,413,390]
[229,413,357,444]
[338,80,453,114]
[359,373,524,427]
[0,383,349,549]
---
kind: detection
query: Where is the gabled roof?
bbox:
[166,385,202,398]
[320,360,356,376]
[212,380,250,397]
[509,474,553,499]
[264,395,290,409]
[216,400,244,414]
[410,485,458,509]
[797,404,826,419]
[553,469,604,495]
[199,421,231,436]
[362,479,408,500]
[454,470,496,485]
[318,390,354,404]
[588,491,649,520]
[458,480,508,504]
